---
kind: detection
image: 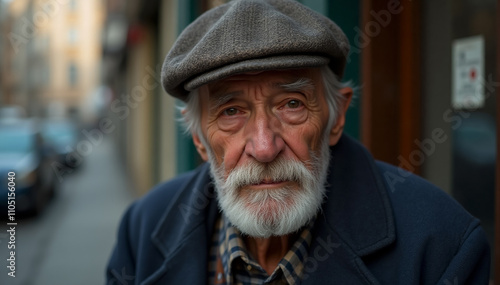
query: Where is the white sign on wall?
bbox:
[452,35,485,109]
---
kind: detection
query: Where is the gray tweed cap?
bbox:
[161,0,350,101]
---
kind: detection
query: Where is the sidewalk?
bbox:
[0,137,136,285]
[38,137,136,284]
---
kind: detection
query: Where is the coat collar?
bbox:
[322,134,396,256]
[145,134,395,284]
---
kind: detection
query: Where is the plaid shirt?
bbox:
[208,215,313,285]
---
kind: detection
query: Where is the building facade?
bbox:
[0,0,105,122]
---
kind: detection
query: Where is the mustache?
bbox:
[221,156,315,191]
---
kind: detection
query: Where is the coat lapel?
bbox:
[303,135,396,284]
[143,163,219,285]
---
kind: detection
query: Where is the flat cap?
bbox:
[161,0,350,100]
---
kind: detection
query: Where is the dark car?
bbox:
[0,120,58,217]
[42,119,81,170]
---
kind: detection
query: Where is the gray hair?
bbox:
[179,66,350,145]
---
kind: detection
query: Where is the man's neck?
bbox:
[243,233,298,275]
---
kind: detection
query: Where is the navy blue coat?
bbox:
[106,135,490,284]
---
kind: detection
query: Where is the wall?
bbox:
[125,27,155,195]
[157,0,179,182]
[421,0,454,193]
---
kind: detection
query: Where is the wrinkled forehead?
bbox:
[202,68,323,100]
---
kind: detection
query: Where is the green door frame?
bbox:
[175,0,201,174]
[300,0,361,139]
[328,1,361,139]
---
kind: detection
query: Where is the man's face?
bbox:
[196,68,335,237]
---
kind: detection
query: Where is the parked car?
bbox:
[42,119,81,170]
[0,119,58,217]
[0,106,27,120]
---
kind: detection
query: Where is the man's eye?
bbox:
[286,100,302,109]
[223,108,239,116]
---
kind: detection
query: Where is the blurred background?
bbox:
[0,0,498,284]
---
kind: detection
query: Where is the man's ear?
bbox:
[192,132,209,161]
[329,87,353,146]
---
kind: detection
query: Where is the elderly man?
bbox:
[107,0,490,284]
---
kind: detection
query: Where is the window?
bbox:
[69,0,77,11]
[42,64,50,86]
[68,28,78,44]
[68,63,78,87]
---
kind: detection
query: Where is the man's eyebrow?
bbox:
[208,77,314,112]
[209,92,241,113]
[273,77,315,92]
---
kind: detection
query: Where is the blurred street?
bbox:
[0,137,135,285]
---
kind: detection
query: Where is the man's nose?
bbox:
[244,112,285,163]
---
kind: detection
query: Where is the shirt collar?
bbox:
[218,214,313,284]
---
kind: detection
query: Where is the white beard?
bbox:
[207,138,331,238]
